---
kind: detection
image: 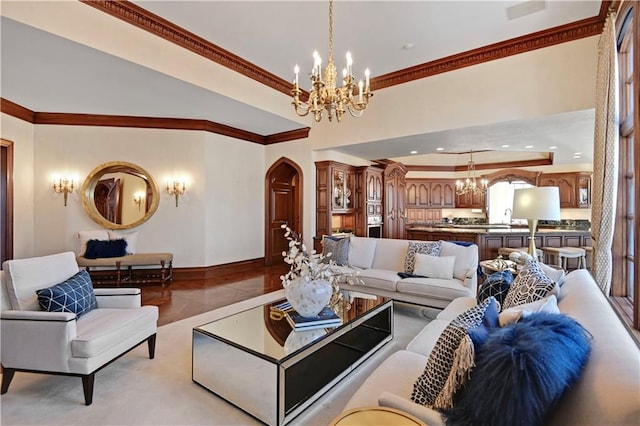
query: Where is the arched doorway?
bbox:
[264,158,303,266]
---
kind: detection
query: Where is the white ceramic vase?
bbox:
[284,329,327,354]
[285,278,332,318]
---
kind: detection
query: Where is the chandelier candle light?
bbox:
[456,150,488,196]
[291,0,372,122]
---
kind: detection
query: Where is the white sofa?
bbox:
[1,252,159,405]
[342,269,640,425]
[335,236,479,308]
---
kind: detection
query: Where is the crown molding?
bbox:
[0,98,309,145]
[405,156,553,172]
[82,0,608,94]
[0,98,35,122]
[372,15,606,90]
[80,0,299,98]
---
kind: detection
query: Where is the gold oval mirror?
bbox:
[81,161,159,230]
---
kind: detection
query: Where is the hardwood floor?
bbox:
[141,263,288,326]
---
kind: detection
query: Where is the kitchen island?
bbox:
[406,226,591,269]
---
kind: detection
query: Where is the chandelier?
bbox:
[291,0,372,122]
[456,150,488,195]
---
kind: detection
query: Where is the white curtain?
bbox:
[591,11,619,295]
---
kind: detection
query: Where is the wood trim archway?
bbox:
[264,157,303,266]
[482,168,542,188]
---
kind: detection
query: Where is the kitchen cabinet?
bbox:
[384,163,407,239]
[406,179,455,208]
[356,166,384,237]
[455,189,486,209]
[539,172,592,208]
[406,208,442,224]
[315,161,358,241]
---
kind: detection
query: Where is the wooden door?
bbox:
[94,178,122,224]
[265,158,303,266]
[0,139,13,264]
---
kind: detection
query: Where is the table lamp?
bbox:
[512,187,561,259]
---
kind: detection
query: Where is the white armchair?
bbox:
[1,252,158,405]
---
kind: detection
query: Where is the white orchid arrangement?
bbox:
[280,223,335,288]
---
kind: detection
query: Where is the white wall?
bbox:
[7,124,267,268]
[308,36,598,151]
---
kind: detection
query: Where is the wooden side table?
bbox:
[330,406,427,426]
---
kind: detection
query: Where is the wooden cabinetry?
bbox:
[315,161,358,240]
[406,179,455,208]
[539,172,592,208]
[355,166,384,237]
[455,190,486,209]
[384,163,407,239]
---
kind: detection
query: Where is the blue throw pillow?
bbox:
[477,270,514,309]
[466,297,499,352]
[36,270,98,318]
[84,239,127,259]
[445,312,591,426]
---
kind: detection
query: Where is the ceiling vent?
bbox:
[506,0,547,20]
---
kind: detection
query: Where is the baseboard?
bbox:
[172,258,266,281]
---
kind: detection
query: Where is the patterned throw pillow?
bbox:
[501,260,558,311]
[477,270,514,309]
[321,236,350,265]
[411,297,496,410]
[36,270,98,318]
[404,241,441,274]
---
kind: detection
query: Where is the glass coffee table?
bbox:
[192,294,393,426]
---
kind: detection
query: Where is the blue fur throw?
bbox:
[444,312,591,426]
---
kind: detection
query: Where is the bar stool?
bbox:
[498,247,544,262]
[541,247,587,270]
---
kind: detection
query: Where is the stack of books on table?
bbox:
[285,306,342,331]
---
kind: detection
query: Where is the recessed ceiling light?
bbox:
[501,144,510,148]
[574,152,582,155]
[436,147,444,151]
[410,150,418,155]
[549,146,558,150]
[525,145,533,149]
[403,43,415,50]
[573,155,581,159]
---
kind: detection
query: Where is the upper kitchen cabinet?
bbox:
[406,179,455,208]
[455,188,486,209]
[331,166,355,211]
[539,172,591,208]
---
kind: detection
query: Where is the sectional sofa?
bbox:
[341,268,640,425]
[331,236,479,308]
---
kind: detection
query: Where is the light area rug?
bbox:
[0,290,438,426]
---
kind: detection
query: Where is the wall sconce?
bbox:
[166,180,186,207]
[133,192,145,211]
[53,177,74,206]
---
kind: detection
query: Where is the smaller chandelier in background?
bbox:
[456,150,488,196]
[291,0,372,122]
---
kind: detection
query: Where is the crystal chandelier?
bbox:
[291,0,372,122]
[456,150,488,195]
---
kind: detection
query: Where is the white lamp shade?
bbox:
[512,187,561,220]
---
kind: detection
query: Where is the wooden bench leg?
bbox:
[115,261,122,287]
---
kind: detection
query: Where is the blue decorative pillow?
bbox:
[84,239,127,259]
[477,270,514,309]
[445,312,591,426]
[36,270,98,318]
[466,297,499,352]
